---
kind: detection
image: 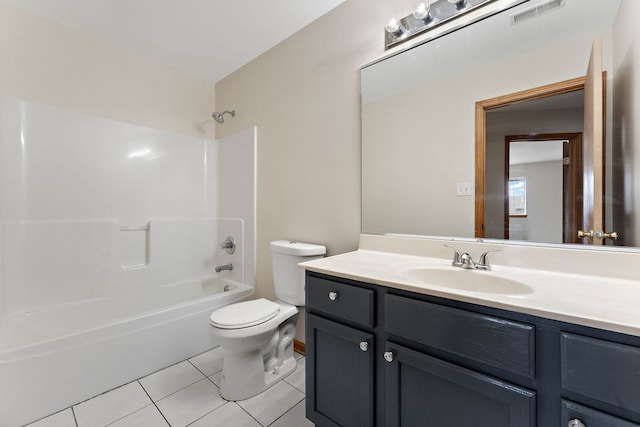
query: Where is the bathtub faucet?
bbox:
[215,263,233,273]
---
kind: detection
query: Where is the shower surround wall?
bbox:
[0,92,256,425]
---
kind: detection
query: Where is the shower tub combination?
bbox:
[0,93,257,426]
[0,218,253,427]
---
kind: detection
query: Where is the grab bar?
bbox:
[119,225,150,231]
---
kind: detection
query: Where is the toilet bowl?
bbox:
[209,240,325,401]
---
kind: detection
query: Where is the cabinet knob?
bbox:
[384,351,394,362]
[568,419,586,427]
[359,341,369,352]
[328,291,338,301]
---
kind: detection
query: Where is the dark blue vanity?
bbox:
[305,271,640,427]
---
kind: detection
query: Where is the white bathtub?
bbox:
[0,277,253,427]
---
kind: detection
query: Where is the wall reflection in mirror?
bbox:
[361,0,639,248]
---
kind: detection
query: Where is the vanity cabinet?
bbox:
[305,276,376,426]
[305,271,640,427]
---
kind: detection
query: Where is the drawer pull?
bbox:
[568,419,586,427]
[359,341,369,352]
[384,351,394,362]
[328,291,339,301]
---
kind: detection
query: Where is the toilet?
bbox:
[209,240,326,401]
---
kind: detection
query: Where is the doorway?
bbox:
[503,133,583,243]
[475,76,587,243]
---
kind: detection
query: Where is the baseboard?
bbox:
[294,339,306,356]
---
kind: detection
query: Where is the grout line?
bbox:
[137,380,172,427]
[265,396,306,427]
[71,407,79,427]
[187,358,213,379]
[184,401,231,427]
[235,402,263,426]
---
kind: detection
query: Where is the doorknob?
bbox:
[577,230,594,238]
[578,230,618,240]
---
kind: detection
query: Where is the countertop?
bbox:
[300,247,640,337]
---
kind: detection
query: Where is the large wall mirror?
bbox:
[362,0,639,249]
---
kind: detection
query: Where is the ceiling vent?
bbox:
[510,0,566,25]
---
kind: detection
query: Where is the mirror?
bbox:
[361,0,639,248]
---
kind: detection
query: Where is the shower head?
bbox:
[212,110,236,124]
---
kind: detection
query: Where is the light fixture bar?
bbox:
[384,0,526,50]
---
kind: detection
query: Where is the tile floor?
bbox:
[27,348,313,427]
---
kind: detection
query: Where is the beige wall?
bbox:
[0,3,216,138]
[214,0,413,340]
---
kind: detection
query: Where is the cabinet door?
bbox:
[306,313,374,427]
[561,333,640,418]
[385,342,536,427]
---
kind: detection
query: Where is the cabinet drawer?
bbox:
[561,333,640,417]
[385,294,535,378]
[386,342,536,427]
[562,400,640,427]
[306,276,375,327]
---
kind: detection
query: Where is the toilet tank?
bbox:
[270,240,326,305]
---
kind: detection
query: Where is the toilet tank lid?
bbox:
[270,240,326,256]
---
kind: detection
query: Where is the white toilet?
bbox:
[209,240,326,401]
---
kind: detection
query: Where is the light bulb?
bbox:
[448,0,467,8]
[413,2,431,20]
[385,17,401,34]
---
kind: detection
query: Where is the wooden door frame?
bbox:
[475,76,586,238]
[503,133,583,243]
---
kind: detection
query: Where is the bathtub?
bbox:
[0,277,253,427]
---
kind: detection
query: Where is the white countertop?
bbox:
[300,247,640,337]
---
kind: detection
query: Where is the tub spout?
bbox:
[215,263,233,273]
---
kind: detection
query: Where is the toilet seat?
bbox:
[210,298,279,329]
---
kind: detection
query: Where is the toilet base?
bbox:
[219,321,298,401]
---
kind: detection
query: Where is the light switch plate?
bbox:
[456,182,472,196]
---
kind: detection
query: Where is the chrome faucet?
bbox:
[445,245,500,271]
[459,252,477,269]
[215,263,233,273]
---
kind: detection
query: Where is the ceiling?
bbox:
[0,0,347,83]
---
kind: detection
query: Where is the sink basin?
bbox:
[401,267,534,295]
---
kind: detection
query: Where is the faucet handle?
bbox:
[220,236,236,254]
[443,244,463,266]
[477,250,501,270]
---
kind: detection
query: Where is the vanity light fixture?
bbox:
[384,0,527,50]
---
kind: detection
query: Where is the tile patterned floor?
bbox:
[26,349,313,427]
